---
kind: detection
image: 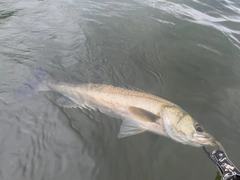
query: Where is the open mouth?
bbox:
[194,133,212,139]
[194,133,215,146]
[195,135,226,152]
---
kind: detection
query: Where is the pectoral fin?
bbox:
[118,120,146,138]
[129,106,160,123]
[57,96,79,108]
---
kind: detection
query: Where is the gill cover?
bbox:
[161,106,193,144]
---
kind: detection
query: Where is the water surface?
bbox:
[0,0,240,179]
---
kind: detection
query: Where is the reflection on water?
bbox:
[0,0,240,179]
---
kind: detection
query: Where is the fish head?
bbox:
[161,106,217,147]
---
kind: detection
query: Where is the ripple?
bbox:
[197,44,222,55]
[149,16,175,25]
[1,0,240,179]
[135,0,240,49]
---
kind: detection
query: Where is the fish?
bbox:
[15,68,219,148]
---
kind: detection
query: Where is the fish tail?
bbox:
[14,68,51,100]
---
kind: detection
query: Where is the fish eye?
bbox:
[195,123,204,132]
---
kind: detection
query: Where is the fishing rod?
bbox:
[203,146,240,180]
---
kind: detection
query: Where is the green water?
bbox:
[0,0,240,179]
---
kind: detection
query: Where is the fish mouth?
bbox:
[194,134,226,152]
[194,133,216,146]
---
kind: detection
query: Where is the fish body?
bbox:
[15,69,217,148]
[51,82,170,137]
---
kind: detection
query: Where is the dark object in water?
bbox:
[203,147,240,180]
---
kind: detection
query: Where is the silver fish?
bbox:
[15,68,218,148]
